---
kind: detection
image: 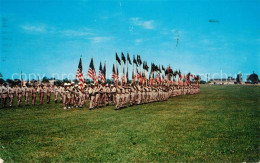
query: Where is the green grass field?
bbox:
[0,85,259,162]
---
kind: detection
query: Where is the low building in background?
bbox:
[209,76,236,85]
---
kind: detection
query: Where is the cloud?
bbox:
[90,36,113,43]
[130,17,155,30]
[135,39,143,45]
[60,28,93,37]
[21,25,47,33]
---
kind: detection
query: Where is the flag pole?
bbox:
[121,62,123,86]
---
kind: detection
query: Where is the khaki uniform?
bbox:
[8,87,15,107]
[89,87,95,109]
[111,87,116,105]
[115,86,122,109]
[25,87,31,105]
[16,87,23,106]
[39,87,44,105]
[31,87,37,105]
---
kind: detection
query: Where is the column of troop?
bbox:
[0,82,200,110]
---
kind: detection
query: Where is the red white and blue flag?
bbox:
[76,58,84,90]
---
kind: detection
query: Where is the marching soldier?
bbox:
[59,84,64,103]
[31,84,37,106]
[16,85,23,107]
[115,84,122,110]
[8,84,15,108]
[111,84,116,105]
[39,84,44,105]
[25,84,31,106]
[54,85,59,103]
[69,82,75,108]
[46,84,51,104]
[62,83,68,109]
[89,84,95,110]
[1,83,8,108]
[103,84,110,106]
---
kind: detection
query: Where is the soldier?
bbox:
[111,84,117,105]
[81,86,87,107]
[78,87,84,108]
[54,85,59,103]
[103,84,110,106]
[39,84,44,105]
[25,84,31,106]
[31,84,37,106]
[115,84,122,110]
[8,84,15,108]
[46,84,51,104]
[88,84,95,110]
[59,84,64,103]
[121,84,126,107]
[16,85,23,107]
[136,83,141,105]
[74,85,79,108]
[69,82,75,108]
[95,84,102,108]
[0,84,2,108]
[62,83,68,109]
[1,83,8,108]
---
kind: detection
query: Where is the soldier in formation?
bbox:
[0,81,200,110]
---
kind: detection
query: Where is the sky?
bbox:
[1,0,260,81]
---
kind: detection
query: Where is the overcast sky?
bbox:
[1,0,259,81]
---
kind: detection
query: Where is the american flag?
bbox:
[98,62,105,83]
[157,73,161,83]
[136,69,142,83]
[76,58,84,90]
[87,58,97,83]
[112,64,118,82]
[121,68,126,83]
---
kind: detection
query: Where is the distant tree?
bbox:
[0,78,5,84]
[106,79,112,84]
[42,76,49,83]
[247,73,259,84]
[54,80,63,86]
[6,79,14,84]
[63,78,70,83]
[84,79,91,84]
[73,79,79,84]
[13,79,21,85]
[200,80,206,84]
[31,79,38,83]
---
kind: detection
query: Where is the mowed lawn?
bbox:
[0,85,259,162]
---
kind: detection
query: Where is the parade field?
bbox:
[0,85,259,162]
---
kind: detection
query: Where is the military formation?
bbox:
[0,82,200,110]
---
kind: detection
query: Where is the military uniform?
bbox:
[31,86,37,105]
[8,86,15,107]
[16,86,23,106]
[25,86,31,105]
[1,85,8,108]
[39,86,44,105]
[89,86,95,110]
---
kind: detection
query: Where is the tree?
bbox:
[200,80,206,84]
[54,80,63,86]
[42,76,49,83]
[6,79,14,84]
[63,78,70,83]
[0,78,5,84]
[247,73,259,84]
[73,79,79,84]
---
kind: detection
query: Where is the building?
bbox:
[209,76,236,85]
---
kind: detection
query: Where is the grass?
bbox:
[0,85,259,162]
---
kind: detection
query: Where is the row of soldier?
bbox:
[0,82,200,110]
